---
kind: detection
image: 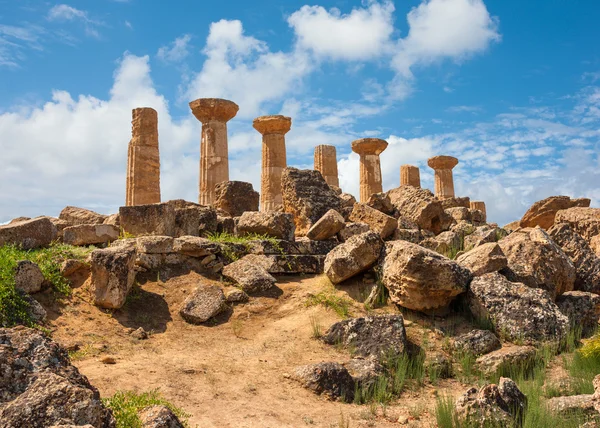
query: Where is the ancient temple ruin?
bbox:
[428,155,459,199]
[351,138,388,203]
[314,145,339,187]
[400,164,421,188]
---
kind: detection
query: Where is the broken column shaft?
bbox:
[400,164,421,188]
[428,155,459,199]
[314,145,339,187]
[351,138,388,203]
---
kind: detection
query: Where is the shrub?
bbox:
[103,390,190,428]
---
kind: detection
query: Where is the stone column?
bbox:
[125,108,161,206]
[470,201,487,219]
[428,155,459,200]
[189,98,239,206]
[400,164,421,188]
[314,145,339,187]
[351,138,388,203]
[253,115,292,212]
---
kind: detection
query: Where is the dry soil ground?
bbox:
[39,271,477,428]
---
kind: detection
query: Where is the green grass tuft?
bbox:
[103,390,190,428]
[306,290,352,319]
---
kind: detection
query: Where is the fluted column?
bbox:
[470,201,487,221]
[314,145,339,187]
[254,115,292,212]
[189,98,239,205]
[125,108,161,206]
[351,138,388,203]
[400,164,421,188]
[428,155,458,199]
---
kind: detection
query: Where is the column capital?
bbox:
[189,98,239,123]
[253,115,292,135]
[351,138,388,156]
[427,155,458,170]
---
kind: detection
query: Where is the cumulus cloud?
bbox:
[287,1,395,61]
[157,34,192,63]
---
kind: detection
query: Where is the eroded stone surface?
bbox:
[400,164,420,188]
[222,255,276,293]
[63,224,119,246]
[453,330,501,356]
[59,206,107,226]
[14,260,45,294]
[324,231,383,284]
[428,156,458,199]
[0,217,57,250]
[555,207,600,241]
[214,181,259,217]
[556,291,600,336]
[314,145,339,187]
[387,186,452,235]
[520,196,590,229]
[456,243,508,277]
[237,211,295,241]
[179,284,227,324]
[292,362,355,402]
[306,209,345,241]
[90,246,137,309]
[348,203,397,239]
[351,138,388,203]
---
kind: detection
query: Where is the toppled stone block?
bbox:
[179,285,227,324]
[58,206,107,226]
[555,207,600,241]
[222,256,276,293]
[119,203,176,237]
[243,254,325,274]
[214,181,259,217]
[62,224,119,246]
[456,243,508,276]
[475,346,537,375]
[520,196,590,229]
[307,209,345,241]
[173,236,218,257]
[0,217,57,250]
[387,186,452,234]
[169,200,217,237]
[139,405,185,428]
[338,222,370,242]
[237,212,295,241]
[348,204,397,239]
[453,330,501,357]
[292,362,355,402]
[14,260,45,294]
[324,232,383,284]
[90,246,137,309]
[136,236,175,254]
[556,291,600,336]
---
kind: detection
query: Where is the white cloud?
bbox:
[157,34,192,63]
[0,24,44,67]
[287,1,395,61]
[47,4,102,38]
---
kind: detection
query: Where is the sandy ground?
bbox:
[40,271,472,428]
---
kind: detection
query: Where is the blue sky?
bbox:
[1,0,600,226]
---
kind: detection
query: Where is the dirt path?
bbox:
[44,272,464,427]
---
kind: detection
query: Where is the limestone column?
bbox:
[428,155,459,199]
[400,164,421,188]
[125,107,161,206]
[351,138,388,203]
[314,145,339,187]
[253,115,292,212]
[470,201,487,219]
[189,98,239,205]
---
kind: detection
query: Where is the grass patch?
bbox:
[309,315,323,339]
[306,290,351,319]
[207,231,285,263]
[103,390,190,428]
[0,243,90,327]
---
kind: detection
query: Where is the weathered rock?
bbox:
[292,362,355,402]
[281,168,341,236]
[103,214,120,226]
[498,227,576,298]
[456,243,508,276]
[63,224,120,246]
[452,220,476,237]
[590,235,600,257]
[138,405,184,428]
[520,196,590,229]
[307,209,345,241]
[503,221,520,233]
[119,203,176,237]
[222,256,276,293]
[0,217,57,250]
[225,288,249,304]
[21,292,47,324]
[366,192,395,215]
[179,285,227,324]
[60,259,88,277]
[237,212,295,241]
[214,181,260,217]
[387,186,452,234]
[426,352,453,379]
[440,196,471,210]
[455,377,527,425]
[381,240,472,312]
[555,207,600,241]
[470,209,486,225]
[216,215,236,235]
[8,216,30,224]
[337,222,370,242]
[546,394,596,416]
[344,357,384,391]
[548,222,600,293]
[391,228,425,244]
[453,330,501,356]
[338,193,356,209]
[556,291,600,336]
[90,246,137,309]
[446,207,471,223]
[348,204,397,239]
[0,327,115,427]
[136,236,175,254]
[324,232,383,284]
[464,226,506,249]
[131,327,148,340]
[59,206,107,226]
[468,273,569,345]
[169,200,217,237]
[173,236,218,257]
[420,231,462,257]
[14,260,45,294]
[294,237,339,255]
[242,254,325,274]
[322,315,407,359]
[475,346,537,375]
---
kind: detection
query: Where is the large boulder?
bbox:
[0,217,57,250]
[348,204,397,239]
[456,243,508,276]
[475,346,537,376]
[337,222,370,242]
[381,241,472,312]
[292,362,355,402]
[306,209,345,241]
[0,326,115,427]
[324,232,383,284]
[63,224,120,246]
[468,272,569,345]
[221,255,276,293]
[168,200,217,237]
[556,291,600,336]
[90,246,137,309]
[14,260,45,294]
[555,207,600,241]
[498,227,576,299]
[365,192,395,216]
[520,196,590,229]
[179,285,227,324]
[440,196,471,210]
[420,231,462,257]
[455,377,526,425]
[236,212,295,241]
[548,222,600,293]
[58,206,107,226]
[322,315,407,359]
[281,168,341,236]
[119,203,176,237]
[453,330,501,357]
[387,186,452,234]
[214,181,259,217]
